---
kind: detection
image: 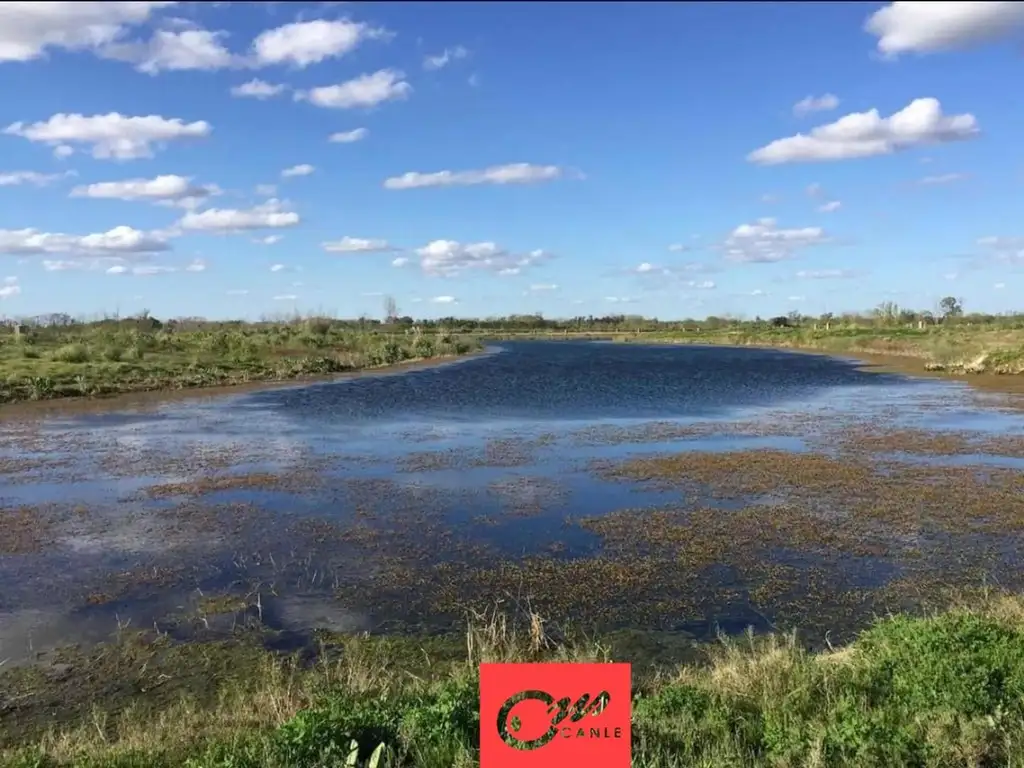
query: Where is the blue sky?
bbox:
[0,1,1022,321]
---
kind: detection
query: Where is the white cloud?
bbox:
[430,295,457,304]
[0,170,71,186]
[750,289,767,296]
[328,127,368,143]
[788,295,806,302]
[297,69,411,109]
[251,19,387,68]
[0,2,174,63]
[721,218,828,263]
[760,193,779,204]
[528,283,558,291]
[994,282,1006,289]
[818,200,842,213]
[667,243,691,252]
[686,280,716,290]
[865,2,1024,56]
[53,144,74,159]
[178,199,299,232]
[423,45,468,70]
[226,289,249,295]
[100,27,237,74]
[796,268,857,279]
[254,184,277,196]
[0,275,19,299]
[412,240,553,277]
[322,236,392,253]
[185,258,206,272]
[4,112,211,160]
[281,163,315,178]
[71,174,220,209]
[384,163,563,190]
[919,172,967,185]
[231,78,287,99]
[0,225,170,257]
[124,264,177,275]
[748,98,979,165]
[270,263,286,272]
[793,93,839,116]
[254,234,282,245]
[944,272,959,281]
[605,296,637,304]
[273,294,297,301]
[391,256,410,267]
[978,235,1024,265]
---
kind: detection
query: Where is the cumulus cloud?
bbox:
[430,295,457,304]
[231,78,287,99]
[411,240,553,277]
[281,163,315,178]
[251,19,388,68]
[328,127,368,143]
[178,199,299,232]
[4,112,211,160]
[793,93,839,116]
[99,27,238,74]
[384,163,563,190]
[0,276,20,299]
[70,174,221,209]
[721,218,828,263]
[0,170,72,186]
[322,236,392,253]
[270,263,286,272]
[818,200,842,213]
[391,256,410,267]
[865,1,1024,56]
[0,2,174,62]
[423,45,468,70]
[0,225,170,257]
[297,69,411,109]
[748,98,979,165]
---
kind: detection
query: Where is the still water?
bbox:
[2,341,1023,661]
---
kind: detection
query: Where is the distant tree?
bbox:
[383,295,399,323]
[939,296,963,319]
[770,315,791,328]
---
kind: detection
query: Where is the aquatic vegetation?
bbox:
[5,599,1024,766]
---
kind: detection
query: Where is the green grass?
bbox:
[5,596,1024,767]
[613,325,1024,375]
[0,316,482,404]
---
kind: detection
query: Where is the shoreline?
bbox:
[0,348,493,422]
[619,336,1024,399]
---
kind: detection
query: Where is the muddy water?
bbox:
[2,341,1024,663]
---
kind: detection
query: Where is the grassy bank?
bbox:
[4,596,1024,767]
[0,316,481,405]
[612,325,1024,375]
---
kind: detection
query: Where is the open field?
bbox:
[0,316,481,405]
[4,596,1024,768]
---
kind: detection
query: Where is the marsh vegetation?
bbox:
[5,598,1024,767]
[0,313,480,404]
